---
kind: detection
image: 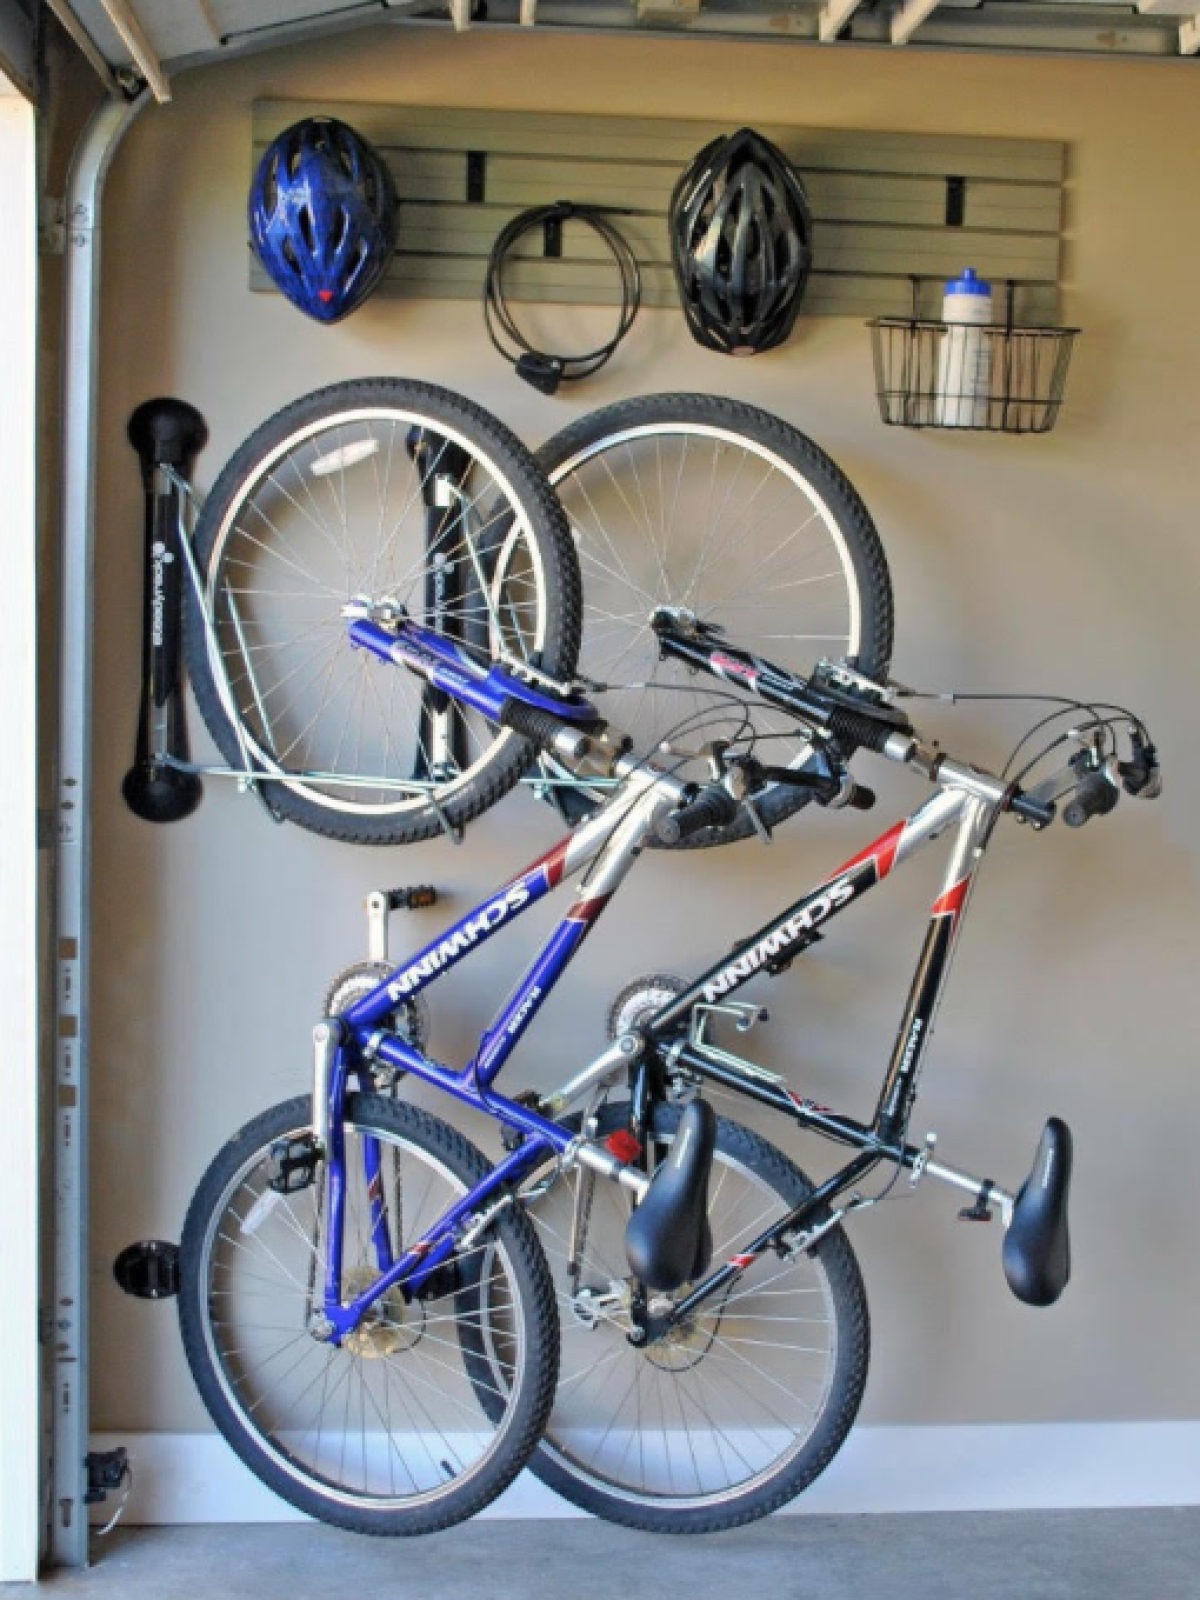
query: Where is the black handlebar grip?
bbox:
[657,783,740,845]
[827,706,897,755]
[499,697,598,759]
[1062,771,1118,829]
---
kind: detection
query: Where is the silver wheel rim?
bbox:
[549,421,864,791]
[195,1117,529,1510]
[203,406,550,817]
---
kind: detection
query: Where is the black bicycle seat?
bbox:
[624,1099,716,1292]
[1002,1117,1072,1307]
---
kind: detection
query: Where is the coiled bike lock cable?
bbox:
[483,201,642,394]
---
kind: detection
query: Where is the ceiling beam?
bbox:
[96,0,171,99]
[193,0,222,48]
[1137,0,1200,51]
[41,0,122,95]
[635,0,703,19]
[890,0,942,43]
[818,0,867,41]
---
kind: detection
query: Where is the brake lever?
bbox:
[1118,731,1162,799]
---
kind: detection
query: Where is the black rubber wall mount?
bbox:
[113,1239,181,1300]
[122,398,209,824]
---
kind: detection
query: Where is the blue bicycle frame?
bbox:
[314,614,1043,1343]
[315,616,679,1340]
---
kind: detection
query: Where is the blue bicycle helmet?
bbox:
[249,117,397,324]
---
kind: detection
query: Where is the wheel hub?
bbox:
[341,1266,424,1358]
[641,1310,716,1372]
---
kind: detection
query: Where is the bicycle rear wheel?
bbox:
[185,379,580,845]
[178,1094,558,1535]
[527,1099,870,1533]
[539,395,893,846]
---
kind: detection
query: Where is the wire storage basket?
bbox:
[869,278,1079,435]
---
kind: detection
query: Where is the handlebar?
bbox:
[1061,763,1120,829]
[498,696,602,761]
[1007,788,1058,829]
[655,782,740,844]
[649,609,1164,837]
[357,608,1156,844]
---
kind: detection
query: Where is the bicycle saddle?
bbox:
[624,1099,716,1292]
[1002,1117,1072,1307]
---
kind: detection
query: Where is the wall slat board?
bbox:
[251,100,1066,323]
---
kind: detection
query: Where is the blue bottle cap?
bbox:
[945,267,991,296]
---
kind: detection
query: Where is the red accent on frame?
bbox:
[711,652,760,688]
[932,877,970,919]
[836,819,906,882]
[567,894,611,925]
[517,835,572,890]
[728,1252,757,1271]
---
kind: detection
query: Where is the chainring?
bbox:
[606,973,689,1042]
[324,961,430,1056]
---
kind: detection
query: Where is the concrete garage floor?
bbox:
[22,1510,1200,1599]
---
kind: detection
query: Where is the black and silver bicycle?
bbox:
[178,591,1159,1536]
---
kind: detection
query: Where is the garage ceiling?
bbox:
[42,0,1200,98]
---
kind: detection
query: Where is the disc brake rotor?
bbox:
[642,1311,717,1373]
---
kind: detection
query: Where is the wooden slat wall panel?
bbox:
[251,99,1066,322]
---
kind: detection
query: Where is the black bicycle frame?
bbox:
[328,695,1008,1335]
[621,782,1001,1318]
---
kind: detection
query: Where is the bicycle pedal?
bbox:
[267,1133,320,1195]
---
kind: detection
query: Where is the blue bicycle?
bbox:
[177,595,1159,1535]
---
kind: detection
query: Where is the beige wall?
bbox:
[90,25,1200,1439]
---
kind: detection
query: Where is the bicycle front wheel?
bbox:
[528,1100,870,1533]
[185,379,581,845]
[178,1094,558,1535]
[539,395,893,846]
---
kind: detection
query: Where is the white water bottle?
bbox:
[935,268,993,427]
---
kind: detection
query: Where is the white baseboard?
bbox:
[91,1423,1200,1525]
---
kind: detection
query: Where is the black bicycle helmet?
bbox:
[669,127,813,356]
[249,117,397,324]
